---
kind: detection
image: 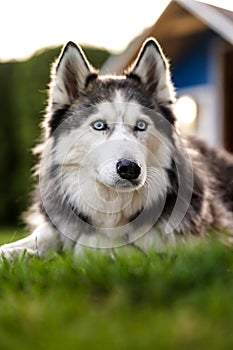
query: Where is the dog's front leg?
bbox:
[0,223,62,260]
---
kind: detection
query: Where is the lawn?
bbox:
[0,230,232,349]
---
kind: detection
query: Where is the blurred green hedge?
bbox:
[0,46,110,226]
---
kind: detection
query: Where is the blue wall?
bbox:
[172,31,216,89]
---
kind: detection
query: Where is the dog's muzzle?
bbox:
[116,159,141,181]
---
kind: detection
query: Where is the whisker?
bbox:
[61,163,81,168]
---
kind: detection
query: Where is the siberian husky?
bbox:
[1,38,233,259]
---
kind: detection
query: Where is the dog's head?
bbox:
[42,38,177,212]
[38,39,180,232]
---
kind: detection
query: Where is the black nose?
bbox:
[116,159,141,181]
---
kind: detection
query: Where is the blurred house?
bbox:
[102,0,233,153]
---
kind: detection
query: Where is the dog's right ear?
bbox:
[49,42,96,108]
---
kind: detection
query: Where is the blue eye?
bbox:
[92,120,108,131]
[135,120,148,131]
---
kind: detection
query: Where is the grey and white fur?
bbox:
[1,38,233,259]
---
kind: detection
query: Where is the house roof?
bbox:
[176,0,233,44]
[102,0,233,73]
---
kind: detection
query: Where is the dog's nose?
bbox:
[116,159,141,180]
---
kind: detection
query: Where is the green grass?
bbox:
[0,228,28,245]
[0,231,233,349]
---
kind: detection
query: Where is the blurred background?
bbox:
[0,0,232,231]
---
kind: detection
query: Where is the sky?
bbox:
[1,0,233,61]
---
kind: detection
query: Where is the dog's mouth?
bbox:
[97,177,144,193]
[114,178,142,191]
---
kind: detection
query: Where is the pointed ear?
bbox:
[127,38,175,105]
[49,42,96,108]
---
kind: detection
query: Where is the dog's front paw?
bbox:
[0,247,35,261]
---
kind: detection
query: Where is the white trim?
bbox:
[176,0,233,45]
[208,37,226,147]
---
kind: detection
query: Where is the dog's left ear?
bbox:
[127,38,175,105]
[49,42,96,107]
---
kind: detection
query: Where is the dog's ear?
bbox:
[49,42,96,107]
[127,38,175,105]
